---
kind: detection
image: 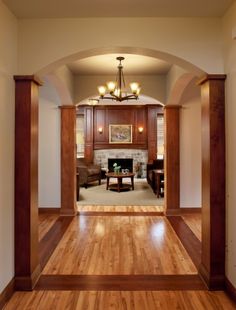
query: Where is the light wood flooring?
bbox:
[42,216,197,275]
[5,290,236,310]
[5,210,235,309]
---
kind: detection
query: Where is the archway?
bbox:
[14,47,226,291]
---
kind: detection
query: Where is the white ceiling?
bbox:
[67,54,172,75]
[3,0,234,18]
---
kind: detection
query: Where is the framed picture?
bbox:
[109,124,132,144]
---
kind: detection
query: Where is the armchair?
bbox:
[77,158,101,188]
[147,159,164,196]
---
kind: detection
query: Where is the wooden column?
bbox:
[198,74,226,289]
[14,75,42,290]
[164,105,180,214]
[60,106,77,216]
[84,106,94,163]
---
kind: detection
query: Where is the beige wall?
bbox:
[166,65,187,102]
[0,0,17,293]
[17,18,223,75]
[179,80,201,208]
[74,74,167,104]
[222,1,236,288]
[39,79,61,208]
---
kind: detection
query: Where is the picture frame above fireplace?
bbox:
[109,124,132,144]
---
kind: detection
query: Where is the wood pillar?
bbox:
[60,105,77,216]
[14,75,42,290]
[164,105,180,214]
[84,106,94,163]
[198,74,226,289]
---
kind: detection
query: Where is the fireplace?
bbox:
[108,158,133,173]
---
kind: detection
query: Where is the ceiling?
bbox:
[67,54,172,75]
[3,0,234,18]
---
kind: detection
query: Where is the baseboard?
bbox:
[198,263,225,290]
[0,278,15,309]
[60,208,77,216]
[14,264,41,291]
[165,208,202,216]
[225,277,236,303]
[38,207,60,214]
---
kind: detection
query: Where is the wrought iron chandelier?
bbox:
[97,57,141,102]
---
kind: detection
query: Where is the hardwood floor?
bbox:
[4,211,236,309]
[5,290,236,310]
[42,215,197,275]
[38,213,59,241]
[182,214,202,241]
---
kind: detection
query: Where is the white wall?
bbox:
[54,65,75,103]
[166,65,187,102]
[74,74,167,103]
[222,1,236,287]
[39,79,61,208]
[17,18,223,75]
[0,0,17,293]
[179,82,201,208]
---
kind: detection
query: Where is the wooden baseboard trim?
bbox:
[0,278,15,309]
[165,208,202,216]
[77,211,164,216]
[167,216,201,269]
[60,208,77,216]
[35,274,206,291]
[39,216,74,269]
[225,277,236,303]
[198,263,225,290]
[15,264,41,291]
[38,207,60,214]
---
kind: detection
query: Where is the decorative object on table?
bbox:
[109,124,132,144]
[97,56,141,102]
[113,162,121,174]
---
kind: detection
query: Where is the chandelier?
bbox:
[97,57,141,102]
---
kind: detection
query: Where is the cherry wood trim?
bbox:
[38,208,60,214]
[225,277,236,303]
[167,216,201,269]
[14,75,41,290]
[35,274,206,291]
[39,216,74,270]
[77,211,164,216]
[197,74,227,85]
[14,75,43,86]
[164,106,180,212]
[60,105,77,216]
[198,74,226,290]
[0,279,15,310]
[165,208,202,216]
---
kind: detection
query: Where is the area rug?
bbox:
[77,178,164,207]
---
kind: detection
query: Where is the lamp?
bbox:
[138,126,144,133]
[98,127,103,133]
[97,57,141,102]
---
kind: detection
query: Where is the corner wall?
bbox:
[0,1,17,293]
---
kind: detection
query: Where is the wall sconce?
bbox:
[138,126,144,133]
[98,127,103,134]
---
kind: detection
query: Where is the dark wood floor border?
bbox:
[0,278,15,309]
[167,216,201,269]
[165,208,202,216]
[77,211,164,216]
[225,277,236,303]
[35,274,206,291]
[39,207,60,214]
[39,216,74,270]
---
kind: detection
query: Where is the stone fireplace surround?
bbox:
[94,149,148,178]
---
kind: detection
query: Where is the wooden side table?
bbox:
[152,169,164,198]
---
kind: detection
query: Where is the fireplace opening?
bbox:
[108,158,133,173]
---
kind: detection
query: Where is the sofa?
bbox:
[76,158,101,188]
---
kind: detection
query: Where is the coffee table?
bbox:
[105,172,135,192]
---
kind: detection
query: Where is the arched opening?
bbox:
[14,47,225,291]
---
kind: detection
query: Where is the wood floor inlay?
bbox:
[77,205,164,213]
[167,216,201,269]
[38,213,59,241]
[36,274,206,291]
[78,211,164,216]
[39,216,74,269]
[182,214,202,241]
[42,216,197,275]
